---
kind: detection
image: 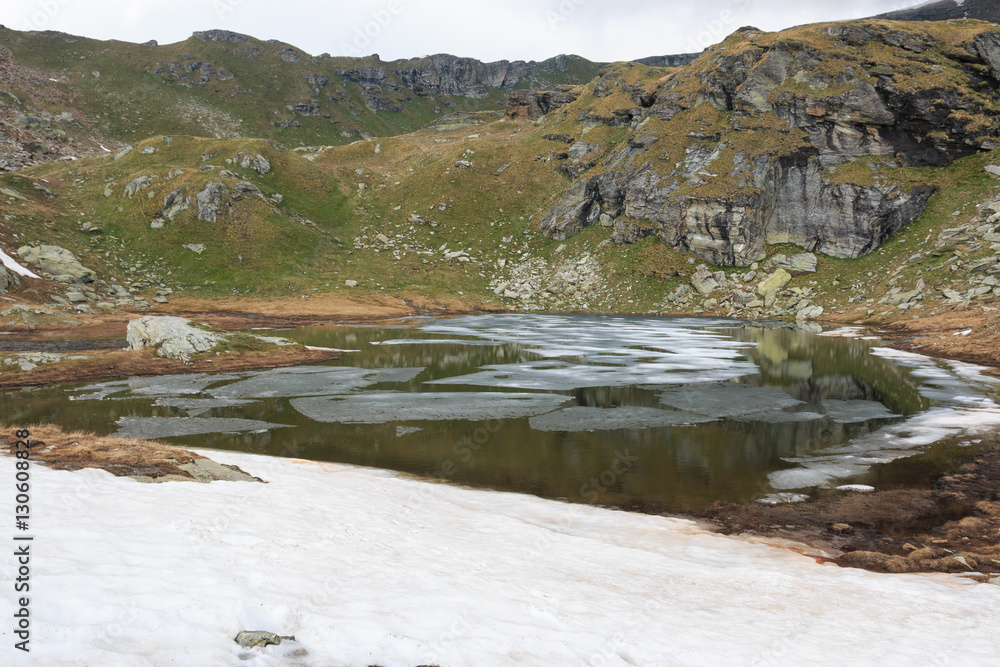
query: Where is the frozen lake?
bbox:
[4,314,998,509]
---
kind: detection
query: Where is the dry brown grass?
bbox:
[0,424,255,482]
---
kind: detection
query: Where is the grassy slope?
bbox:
[0,28,601,148]
[1,19,999,323]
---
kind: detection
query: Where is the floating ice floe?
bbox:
[291,392,569,424]
[820,399,900,424]
[419,314,759,390]
[210,366,425,399]
[70,373,247,400]
[115,416,292,439]
[658,383,804,418]
[152,397,258,417]
[768,347,1000,491]
[529,406,717,432]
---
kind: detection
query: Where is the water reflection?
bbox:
[1,315,996,511]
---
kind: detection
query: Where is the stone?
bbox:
[114,146,132,160]
[183,243,206,254]
[234,152,270,174]
[0,265,18,293]
[758,269,792,300]
[124,176,154,197]
[196,182,228,222]
[772,253,817,275]
[796,305,824,321]
[986,165,1000,177]
[126,316,223,362]
[691,264,721,296]
[345,280,358,287]
[455,160,474,168]
[150,219,165,230]
[157,188,188,221]
[17,245,96,283]
[139,145,157,155]
[65,291,87,303]
[886,290,921,306]
[234,631,294,649]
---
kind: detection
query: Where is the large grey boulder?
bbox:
[234,152,271,174]
[196,182,229,222]
[17,245,96,283]
[127,316,223,362]
[690,265,720,296]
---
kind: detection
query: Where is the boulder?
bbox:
[771,253,817,275]
[0,265,18,293]
[234,631,294,649]
[234,152,271,174]
[162,188,191,220]
[127,316,223,362]
[758,269,792,300]
[691,265,721,296]
[196,182,228,222]
[124,176,154,197]
[17,245,96,283]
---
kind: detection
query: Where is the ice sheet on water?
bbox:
[70,374,246,400]
[115,416,292,439]
[153,397,258,417]
[528,406,716,432]
[821,400,899,424]
[426,362,758,391]
[732,410,825,423]
[658,383,803,418]
[373,338,503,347]
[210,366,425,399]
[291,392,569,424]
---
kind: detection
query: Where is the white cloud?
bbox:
[0,0,927,63]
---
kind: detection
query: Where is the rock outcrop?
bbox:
[196,182,229,222]
[17,245,96,283]
[127,316,223,362]
[506,87,579,120]
[540,21,1000,266]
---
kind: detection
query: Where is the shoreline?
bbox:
[1,291,998,387]
[4,421,999,580]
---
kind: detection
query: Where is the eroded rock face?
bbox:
[127,316,223,362]
[540,22,1000,266]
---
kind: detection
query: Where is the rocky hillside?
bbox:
[538,20,1000,266]
[877,0,1000,24]
[2,18,1000,337]
[0,26,600,172]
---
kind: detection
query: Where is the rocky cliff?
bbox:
[539,21,1000,266]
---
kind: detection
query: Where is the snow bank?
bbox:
[1,451,998,666]
[0,248,39,279]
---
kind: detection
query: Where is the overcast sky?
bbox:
[0,0,931,62]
